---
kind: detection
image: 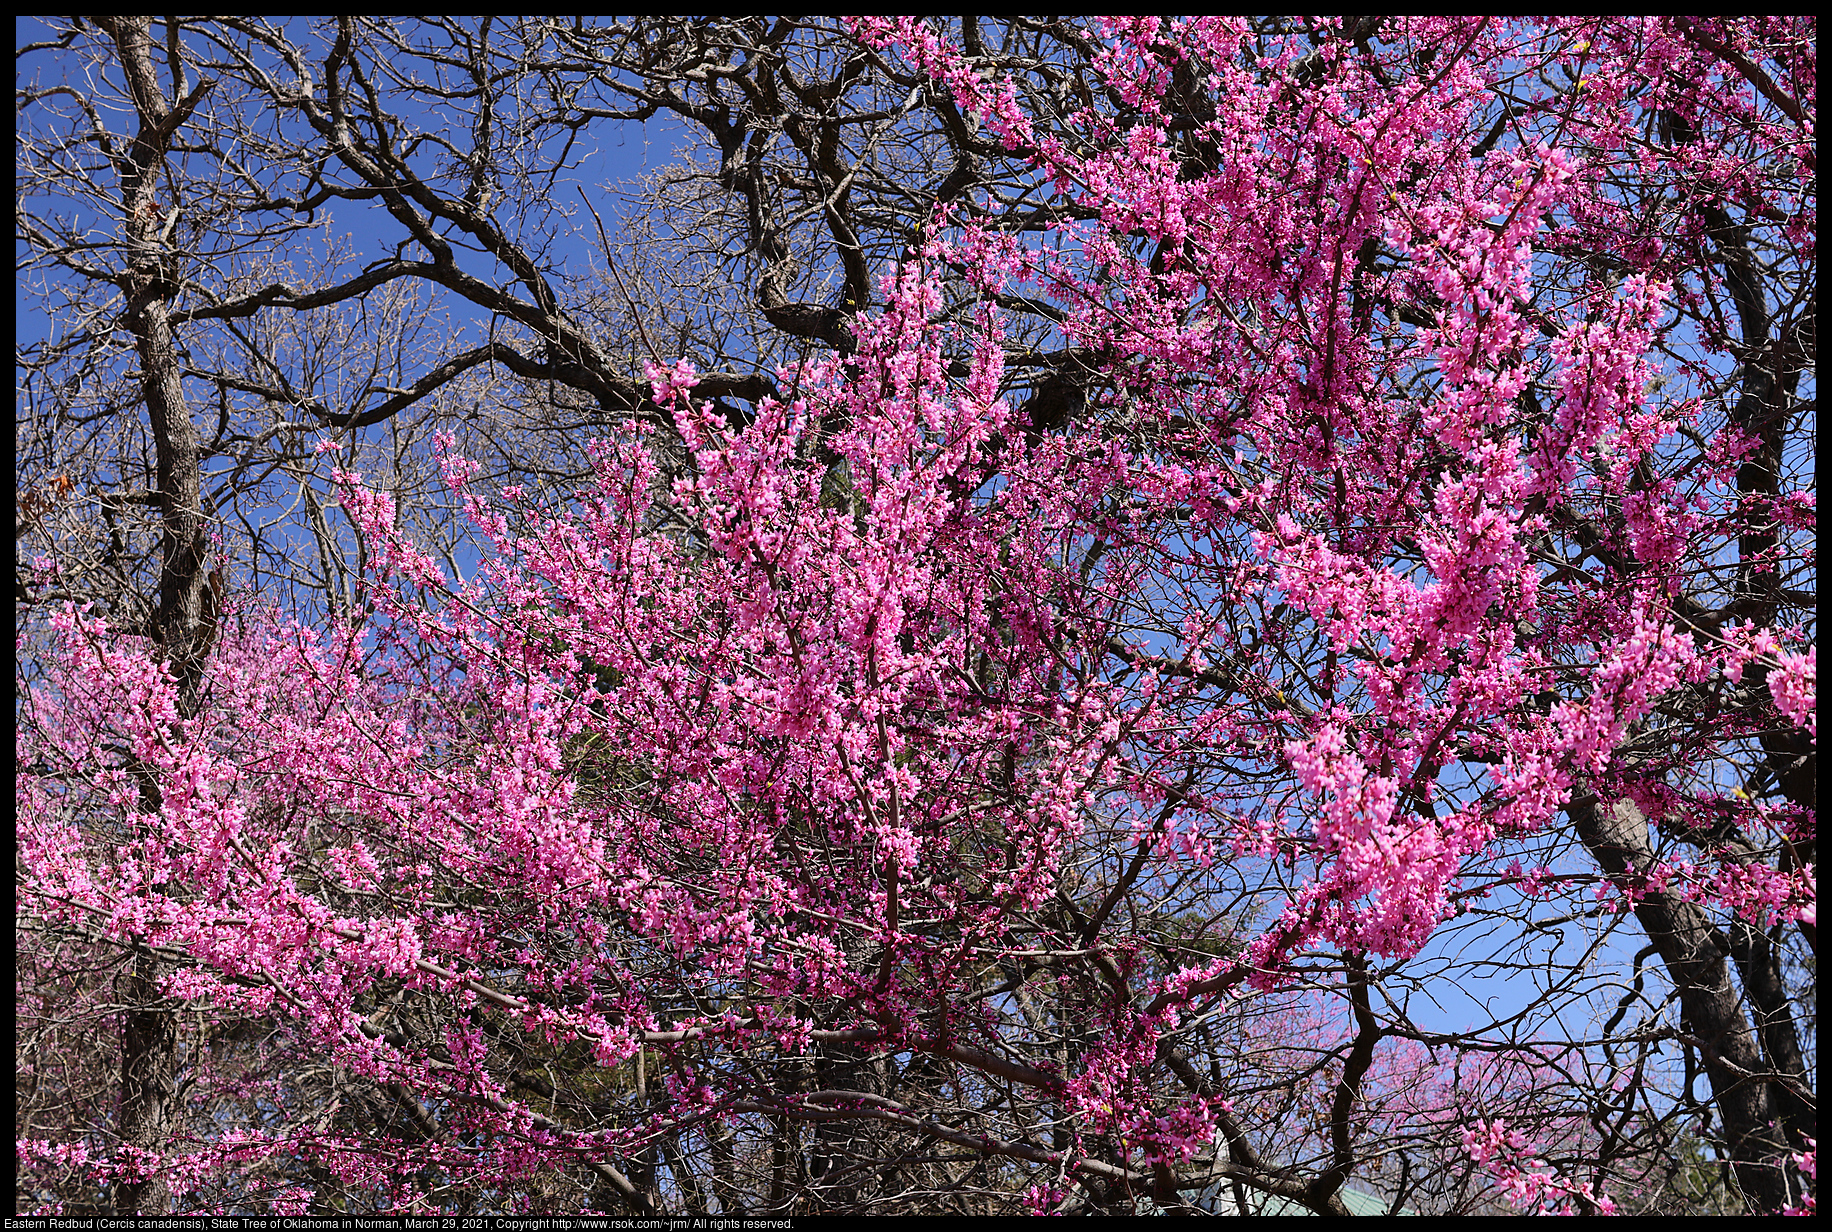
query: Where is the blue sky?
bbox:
[16,16,1793,1113]
[15,15,686,350]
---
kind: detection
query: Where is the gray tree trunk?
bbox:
[1573,797,1805,1211]
[92,17,216,1215]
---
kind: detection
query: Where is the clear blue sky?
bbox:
[15,14,1727,1064]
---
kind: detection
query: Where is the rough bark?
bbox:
[1572,796,1802,1211]
[91,16,215,1214]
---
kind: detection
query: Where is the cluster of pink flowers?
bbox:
[15,14,1813,1215]
[1463,1119,1618,1215]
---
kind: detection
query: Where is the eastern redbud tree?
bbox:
[16,16,1813,1217]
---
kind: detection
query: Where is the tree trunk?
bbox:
[115,953,178,1215]
[92,17,216,1214]
[1573,797,1802,1211]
